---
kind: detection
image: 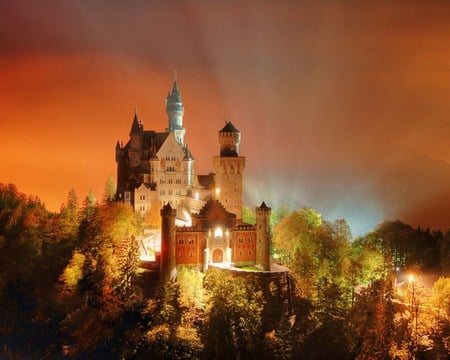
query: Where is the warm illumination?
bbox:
[195,191,199,200]
[215,188,220,197]
[408,274,415,283]
[214,227,223,237]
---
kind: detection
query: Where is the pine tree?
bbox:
[103,175,116,204]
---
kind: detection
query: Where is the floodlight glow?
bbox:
[214,227,223,237]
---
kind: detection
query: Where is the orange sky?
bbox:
[1,1,449,235]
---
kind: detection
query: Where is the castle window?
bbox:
[188,238,194,244]
[160,190,165,195]
[249,250,252,256]
[168,190,172,196]
[176,178,181,184]
[160,179,165,184]
[238,236,244,243]
[140,195,145,200]
[239,250,243,256]
[189,252,193,258]
[179,252,183,257]
[179,239,184,244]
[248,236,253,243]
[140,206,146,212]
[168,179,173,184]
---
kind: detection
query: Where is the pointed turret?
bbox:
[165,75,186,144]
[129,109,143,167]
[130,108,142,135]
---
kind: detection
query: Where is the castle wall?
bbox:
[232,230,257,266]
[175,231,204,266]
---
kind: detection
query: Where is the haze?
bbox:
[1,0,449,236]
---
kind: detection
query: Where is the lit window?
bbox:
[214,227,223,238]
[188,238,194,244]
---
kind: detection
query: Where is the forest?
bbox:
[0,182,449,359]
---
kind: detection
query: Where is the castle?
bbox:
[116,77,271,280]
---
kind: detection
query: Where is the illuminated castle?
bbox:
[116,77,271,279]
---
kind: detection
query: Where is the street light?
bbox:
[408,273,418,346]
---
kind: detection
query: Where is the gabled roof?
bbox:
[197,199,235,219]
[142,131,171,158]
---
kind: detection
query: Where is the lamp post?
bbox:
[408,274,418,352]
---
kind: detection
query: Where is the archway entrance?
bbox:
[212,248,223,263]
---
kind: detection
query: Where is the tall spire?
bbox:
[165,74,185,144]
[130,107,141,134]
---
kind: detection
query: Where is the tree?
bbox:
[272,207,322,268]
[440,231,450,275]
[242,205,256,225]
[201,268,264,359]
[426,277,450,358]
[103,175,116,204]
[60,202,142,357]
[273,209,352,301]
[59,188,79,240]
[348,279,395,359]
[270,205,291,227]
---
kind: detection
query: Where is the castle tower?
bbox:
[129,109,143,167]
[160,204,177,281]
[255,201,271,271]
[165,76,186,145]
[213,121,246,219]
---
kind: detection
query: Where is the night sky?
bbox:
[1,0,449,236]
